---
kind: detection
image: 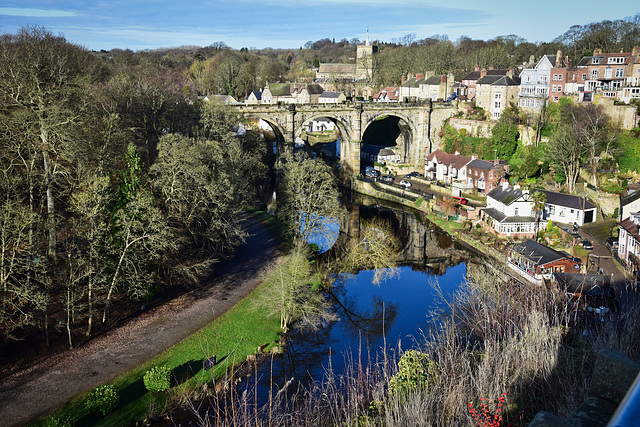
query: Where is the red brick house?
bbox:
[508,239,581,284]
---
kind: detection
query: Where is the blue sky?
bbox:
[0,1,638,51]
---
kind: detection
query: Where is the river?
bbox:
[237,192,482,408]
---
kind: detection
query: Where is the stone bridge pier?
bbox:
[232,101,456,180]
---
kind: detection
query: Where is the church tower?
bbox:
[355,29,377,81]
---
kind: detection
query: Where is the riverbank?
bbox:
[352,178,506,262]
[1,213,285,427]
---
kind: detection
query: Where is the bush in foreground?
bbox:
[85,385,118,416]
[144,366,171,393]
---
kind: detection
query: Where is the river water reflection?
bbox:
[242,194,478,407]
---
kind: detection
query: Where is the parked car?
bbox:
[453,196,468,205]
[404,172,423,179]
[399,180,411,188]
[381,175,394,182]
[606,237,618,252]
[580,240,593,250]
[365,166,380,178]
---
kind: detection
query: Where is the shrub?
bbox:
[388,349,439,395]
[43,415,74,427]
[546,221,554,233]
[85,385,118,416]
[414,197,424,208]
[144,365,171,392]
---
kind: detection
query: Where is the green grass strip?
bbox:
[35,213,286,426]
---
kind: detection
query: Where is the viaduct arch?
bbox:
[231,102,457,177]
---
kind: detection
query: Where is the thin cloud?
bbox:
[0,7,77,18]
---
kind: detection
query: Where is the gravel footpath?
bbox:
[0,214,283,427]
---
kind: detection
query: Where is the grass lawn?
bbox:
[581,217,619,242]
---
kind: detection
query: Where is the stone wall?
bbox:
[448,118,536,146]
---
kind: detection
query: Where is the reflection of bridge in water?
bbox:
[338,191,474,275]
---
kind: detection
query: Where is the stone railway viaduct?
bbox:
[231,102,457,177]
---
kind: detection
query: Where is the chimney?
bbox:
[481,67,487,78]
[474,65,479,72]
[416,73,425,81]
[507,68,513,78]
[454,150,460,156]
[502,180,509,190]
[529,55,535,66]
[407,73,414,81]
[633,46,640,58]
[594,48,602,55]
[401,73,406,84]
[441,75,447,83]
[471,153,478,160]
[488,66,494,70]
[556,50,563,67]
[513,182,521,190]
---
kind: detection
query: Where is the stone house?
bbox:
[461,66,510,101]
[243,91,261,104]
[475,70,520,120]
[399,73,427,101]
[295,84,324,104]
[261,83,292,104]
[318,91,346,104]
[419,74,453,101]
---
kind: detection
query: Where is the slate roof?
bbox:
[487,186,527,206]
[621,189,640,208]
[476,75,521,86]
[620,216,640,240]
[421,75,441,85]
[553,272,613,296]
[449,155,471,169]
[245,91,261,101]
[482,208,535,224]
[462,69,510,81]
[318,63,356,74]
[467,159,497,170]
[319,91,343,99]
[510,240,569,266]
[536,189,596,210]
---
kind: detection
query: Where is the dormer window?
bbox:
[592,57,601,64]
[608,57,625,64]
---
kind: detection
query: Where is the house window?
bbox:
[552,85,556,92]
[554,96,559,102]
[582,73,587,80]
[553,74,558,81]
[591,69,598,79]
[558,74,563,81]
[605,67,613,78]
[515,208,519,216]
[615,68,624,78]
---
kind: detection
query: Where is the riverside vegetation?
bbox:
[2,22,640,426]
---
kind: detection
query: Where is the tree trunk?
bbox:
[40,123,56,259]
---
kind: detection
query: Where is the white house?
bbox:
[618,212,640,277]
[481,184,541,237]
[536,189,597,226]
[519,55,558,111]
[318,91,346,104]
[424,150,471,184]
[306,117,336,132]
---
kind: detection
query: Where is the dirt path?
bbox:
[0,214,283,427]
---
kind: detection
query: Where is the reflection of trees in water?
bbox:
[326,275,399,341]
